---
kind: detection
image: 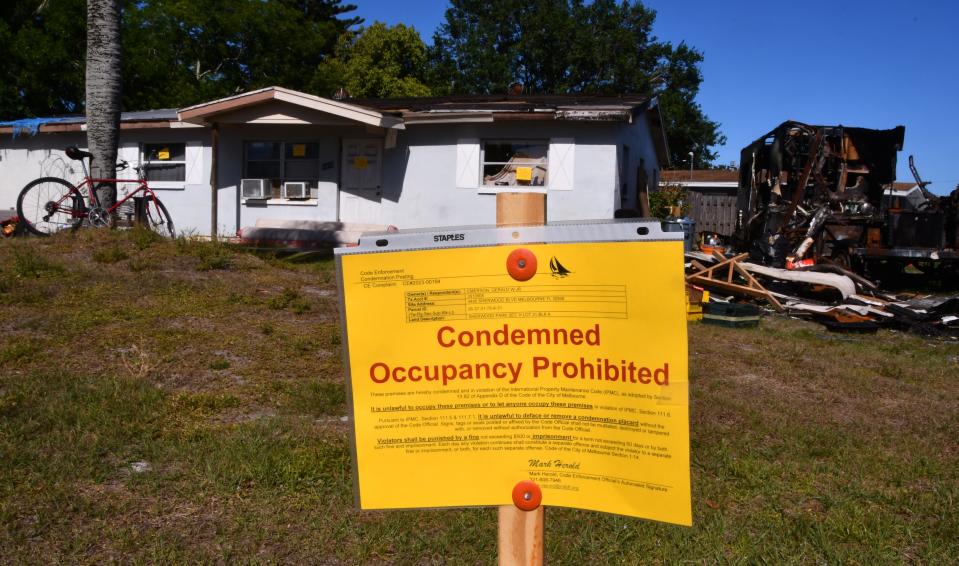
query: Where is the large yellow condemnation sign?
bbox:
[335,222,691,526]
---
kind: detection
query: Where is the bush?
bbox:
[648,184,689,219]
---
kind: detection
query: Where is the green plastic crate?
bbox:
[702,302,761,328]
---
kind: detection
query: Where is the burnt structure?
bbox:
[735,121,959,277]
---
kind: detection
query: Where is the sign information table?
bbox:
[335,221,691,525]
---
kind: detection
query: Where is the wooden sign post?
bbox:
[496,192,546,566]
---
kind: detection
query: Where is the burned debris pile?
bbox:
[685,249,959,337]
[734,121,959,281]
[679,119,959,337]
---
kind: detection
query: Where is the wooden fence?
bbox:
[687,188,738,237]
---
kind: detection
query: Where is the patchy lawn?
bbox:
[1,230,956,563]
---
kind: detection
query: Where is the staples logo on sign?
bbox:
[434,233,465,243]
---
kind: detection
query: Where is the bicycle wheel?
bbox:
[16,177,87,236]
[141,195,175,237]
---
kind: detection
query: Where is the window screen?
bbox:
[141,143,186,183]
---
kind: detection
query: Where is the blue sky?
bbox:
[351,0,958,194]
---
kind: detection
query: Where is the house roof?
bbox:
[0,108,179,135]
[351,93,665,166]
[349,94,654,124]
[177,86,404,129]
[2,90,655,132]
[1,87,669,166]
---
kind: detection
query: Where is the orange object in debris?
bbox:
[1,217,18,237]
[786,258,816,270]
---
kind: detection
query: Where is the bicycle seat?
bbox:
[65,146,94,161]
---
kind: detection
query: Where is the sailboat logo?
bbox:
[549,256,572,278]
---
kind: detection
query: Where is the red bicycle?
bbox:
[16,145,174,237]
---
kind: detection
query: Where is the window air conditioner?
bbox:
[241,178,270,199]
[282,181,309,199]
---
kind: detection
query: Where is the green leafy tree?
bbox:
[318,22,431,98]
[0,0,86,119]
[0,0,360,118]
[430,0,725,166]
[121,0,360,110]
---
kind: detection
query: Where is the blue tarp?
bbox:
[0,117,81,138]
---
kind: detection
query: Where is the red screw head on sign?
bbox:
[506,248,537,281]
[512,480,543,511]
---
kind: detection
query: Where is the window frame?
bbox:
[479,139,550,191]
[140,142,187,189]
[243,141,283,181]
[242,140,322,205]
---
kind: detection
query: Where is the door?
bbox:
[339,139,383,224]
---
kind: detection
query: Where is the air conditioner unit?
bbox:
[240,178,270,199]
[282,181,310,199]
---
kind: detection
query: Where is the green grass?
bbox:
[91,244,129,264]
[267,287,312,313]
[175,237,234,270]
[9,246,64,278]
[0,231,956,563]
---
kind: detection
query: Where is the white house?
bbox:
[0,87,669,238]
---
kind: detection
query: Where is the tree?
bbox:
[430,0,725,166]
[1,1,361,119]
[318,22,431,98]
[86,0,122,209]
[121,0,360,110]
[0,0,86,120]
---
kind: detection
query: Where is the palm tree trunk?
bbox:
[86,0,122,210]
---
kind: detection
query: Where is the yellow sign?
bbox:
[292,144,306,157]
[338,238,690,525]
[353,155,369,169]
[157,148,170,160]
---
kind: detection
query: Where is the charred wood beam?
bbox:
[778,129,825,235]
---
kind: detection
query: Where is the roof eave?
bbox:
[0,120,177,135]
[176,86,405,129]
[402,108,633,125]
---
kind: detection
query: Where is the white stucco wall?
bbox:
[1,113,659,236]
[215,123,374,236]
[123,128,212,235]
[0,132,87,215]
[216,120,629,233]
[380,121,623,228]
[0,128,212,235]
